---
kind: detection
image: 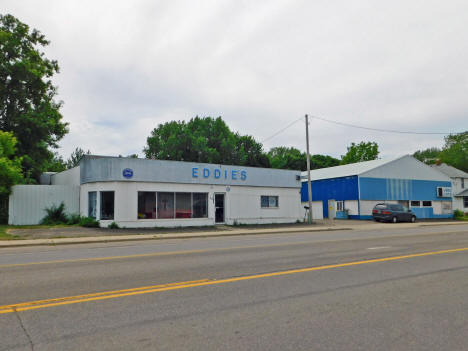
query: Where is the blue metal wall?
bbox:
[301,176,359,218]
[359,177,452,201]
[302,176,452,219]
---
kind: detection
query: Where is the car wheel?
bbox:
[411,216,416,223]
[392,216,397,223]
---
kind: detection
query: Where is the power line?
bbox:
[309,115,453,135]
[261,117,304,143]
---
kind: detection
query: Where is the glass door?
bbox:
[215,193,225,223]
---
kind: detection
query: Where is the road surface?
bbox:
[1,224,467,350]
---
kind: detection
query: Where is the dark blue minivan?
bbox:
[372,203,417,223]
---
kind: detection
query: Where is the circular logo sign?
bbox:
[122,168,133,179]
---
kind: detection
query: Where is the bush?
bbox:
[79,216,100,228]
[454,209,464,219]
[41,202,68,225]
[67,213,82,225]
[108,221,119,229]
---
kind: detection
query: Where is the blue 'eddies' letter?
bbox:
[241,170,247,180]
[192,168,198,178]
[214,169,221,179]
[203,168,210,178]
[232,170,238,180]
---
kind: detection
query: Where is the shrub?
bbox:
[79,216,100,228]
[67,213,82,225]
[454,209,464,219]
[108,221,119,229]
[41,202,68,225]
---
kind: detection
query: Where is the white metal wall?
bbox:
[345,200,359,216]
[9,185,80,225]
[300,201,324,220]
[51,166,80,185]
[80,181,302,228]
[359,200,398,216]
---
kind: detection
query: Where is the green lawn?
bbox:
[0,224,75,240]
[0,225,16,240]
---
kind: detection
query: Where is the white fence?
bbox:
[9,185,80,225]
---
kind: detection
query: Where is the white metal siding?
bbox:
[359,200,398,216]
[300,201,324,220]
[345,200,359,216]
[81,181,301,228]
[51,166,80,185]
[9,185,80,225]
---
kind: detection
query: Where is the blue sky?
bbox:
[3,0,467,159]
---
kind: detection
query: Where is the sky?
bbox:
[3,0,468,160]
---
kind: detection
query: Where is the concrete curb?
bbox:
[0,227,353,248]
[1,221,466,248]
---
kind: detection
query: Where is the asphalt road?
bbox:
[1,224,467,350]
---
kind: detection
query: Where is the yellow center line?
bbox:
[2,229,466,268]
[1,247,467,314]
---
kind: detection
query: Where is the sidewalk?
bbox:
[1,220,466,248]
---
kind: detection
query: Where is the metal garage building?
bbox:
[301,155,453,219]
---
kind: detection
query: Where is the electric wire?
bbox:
[260,117,304,143]
[261,114,455,144]
[309,115,453,135]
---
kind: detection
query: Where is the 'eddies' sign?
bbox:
[192,167,247,181]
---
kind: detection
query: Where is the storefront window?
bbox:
[138,192,156,219]
[261,195,279,208]
[193,193,208,218]
[157,192,174,218]
[422,201,432,207]
[88,192,97,218]
[100,191,114,220]
[176,193,192,218]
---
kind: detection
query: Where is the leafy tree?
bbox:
[268,147,306,170]
[66,147,90,169]
[413,147,442,164]
[0,14,68,181]
[341,141,379,165]
[309,154,340,169]
[44,152,66,172]
[144,116,270,167]
[0,131,23,196]
[440,131,468,172]
[268,148,340,171]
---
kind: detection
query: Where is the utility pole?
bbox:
[305,114,313,224]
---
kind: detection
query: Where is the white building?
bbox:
[431,163,468,213]
[9,156,302,227]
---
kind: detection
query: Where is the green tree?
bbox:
[144,116,270,167]
[341,141,379,165]
[0,131,23,196]
[309,154,340,170]
[0,14,68,181]
[440,131,468,172]
[413,147,442,164]
[268,148,340,171]
[44,152,66,172]
[66,147,90,169]
[268,147,306,170]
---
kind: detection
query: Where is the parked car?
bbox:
[372,203,416,223]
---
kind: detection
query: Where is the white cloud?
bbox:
[2,0,467,160]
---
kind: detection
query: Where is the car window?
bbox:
[375,204,387,209]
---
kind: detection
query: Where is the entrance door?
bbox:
[215,193,225,223]
[328,199,336,219]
